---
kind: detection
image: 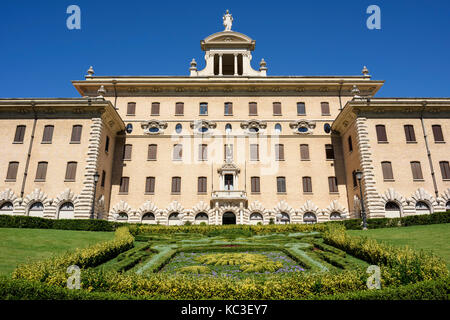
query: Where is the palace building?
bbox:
[1,12,449,225]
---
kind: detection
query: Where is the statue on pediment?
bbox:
[223,10,233,31]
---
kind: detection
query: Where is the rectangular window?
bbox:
[381,161,394,180]
[42,125,54,143]
[321,102,330,115]
[404,125,416,142]
[199,144,207,161]
[376,125,388,142]
[249,102,257,115]
[328,177,338,193]
[64,162,77,181]
[175,102,184,115]
[119,177,129,193]
[325,144,335,160]
[145,177,155,193]
[250,144,259,161]
[6,162,19,181]
[148,144,157,160]
[105,136,110,152]
[173,144,183,160]
[123,144,132,160]
[275,144,284,160]
[410,161,424,180]
[277,177,286,193]
[300,144,310,160]
[197,177,207,193]
[35,162,48,181]
[224,144,233,161]
[13,125,26,143]
[302,176,312,193]
[432,125,444,142]
[251,177,260,193]
[171,177,181,193]
[127,102,136,115]
[273,102,282,115]
[352,170,357,188]
[101,170,106,187]
[151,102,160,116]
[348,136,353,152]
[297,102,306,115]
[70,125,82,143]
[439,161,450,180]
[224,102,233,115]
[199,102,208,115]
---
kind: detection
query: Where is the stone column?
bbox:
[215,202,219,225]
[234,53,238,76]
[219,53,223,76]
[239,202,243,224]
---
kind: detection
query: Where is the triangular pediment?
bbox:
[201,31,255,50]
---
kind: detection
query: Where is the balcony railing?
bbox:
[211,190,247,200]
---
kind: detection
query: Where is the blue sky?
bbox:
[0,0,449,97]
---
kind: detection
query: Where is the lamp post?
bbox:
[90,172,100,219]
[355,170,367,230]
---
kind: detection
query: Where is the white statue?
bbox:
[223,10,233,31]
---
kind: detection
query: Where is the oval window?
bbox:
[249,127,259,133]
[175,124,182,134]
[126,123,133,134]
[324,123,331,134]
[199,127,208,133]
[149,127,159,133]
[298,127,308,133]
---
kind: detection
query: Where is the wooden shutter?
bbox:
[199,144,207,160]
[146,177,155,193]
[303,177,312,193]
[35,162,48,181]
[6,162,19,180]
[325,144,334,160]
[65,162,77,181]
[328,177,338,193]
[277,177,286,193]
[251,177,260,193]
[172,177,181,193]
[148,144,157,160]
[198,177,207,193]
[410,162,423,180]
[321,102,330,115]
[404,125,416,142]
[439,161,450,180]
[120,177,129,193]
[42,125,54,143]
[127,102,136,115]
[432,125,444,142]
[123,144,132,160]
[150,102,160,116]
[300,144,310,160]
[250,144,259,160]
[273,102,281,115]
[376,125,387,142]
[14,125,26,143]
[71,125,82,143]
[297,102,306,115]
[381,162,394,180]
[224,102,233,115]
[276,144,284,160]
[249,102,257,115]
[175,102,184,115]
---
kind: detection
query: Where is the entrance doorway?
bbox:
[222,211,236,225]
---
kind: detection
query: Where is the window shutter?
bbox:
[172,177,181,193]
[148,144,157,160]
[127,102,136,115]
[175,102,183,115]
[277,177,286,193]
[321,102,330,115]
[120,177,129,193]
[300,144,310,160]
[303,177,312,193]
[404,125,416,142]
[146,177,155,193]
[36,162,48,181]
[250,144,259,160]
[224,102,233,115]
[71,125,82,143]
[199,144,207,160]
[381,162,394,180]
[432,125,444,142]
[123,144,132,160]
[14,125,26,143]
[411,162,423,180]
[249,102,257,115]
[328,177,338,193]
[42,126,54,143]
[6,162,19,180]
[297,102,306,115]
[198,177,207,193]
[376,125,387,142]
[273,102,281,115]
[65,162,77,181]
[439,161,450,180]
[276,144,284,160]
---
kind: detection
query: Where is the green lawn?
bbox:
[0,228,114,275]
[348,223,450,267]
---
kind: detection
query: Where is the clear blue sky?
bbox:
[0,0,449,98]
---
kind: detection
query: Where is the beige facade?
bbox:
[1,23,449,225]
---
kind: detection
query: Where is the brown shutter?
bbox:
[148,144,157,160]
[199,144,207,160]
[172,177,181,193]
[297,102,306,115]
[303,177,312,193]
[277,177,286,193]
[273,102,281,115]
[146,177,155,193]
[321,102,330,115]
[65,162,77,181]
[14,125,26,143]
[250,144,259,160]
[224,102,233,115]
[42,126,54,143]
[123,144,132,160]
[127,102,136,115]
[71,125,82,143]
[120,177,129,193]
[404,125,416,142]
[249,102,257,115]
[439,161,450,180]
[175,102,183,115]
[432,125,444,142]
[300,144,310,160]
[276,144,284,160]
[150,102,160,116]
[35,162,48,181]
[411,162,423,180]
[198,177,207,193]
[381,162,393,180]
[376,125,387,142]
[6,162,19,180]
[328,177,338,193]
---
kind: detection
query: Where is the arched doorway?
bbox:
[303,212,317,224]
[28,202,44,218]
[0,202,13,215]
[58,202,74,219]
[249,212,263,225]
[195,212,209,225]
[142,212,156,224]
[222,211,236,225]
[168,212,182,226]
[116,212,129,222]
[415,201,431,215]
[277,212,290,224]
[330,212,342,220]
[385,201,401,218]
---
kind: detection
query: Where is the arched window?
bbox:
[58,202,74,219]
[415,201,431,215]
[385,201,401,218]
[277,212,290,224]
[195,212,209,224]
[0,202,13,215]
[168,212,182,226]
[225,124,232,134]
[274,124,282,134]
[175,123,182,134]
[249,212,263,225]
[330,212,341,220]
[117,212,129,222]
[142,212,156,224]
[303,212,317,224]
[446,201,450,211]
[28,202,44,217]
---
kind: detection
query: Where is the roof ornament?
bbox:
[259,59,267,71]
[87,66,95,77]
[190,59,197,70]
[97,85,106,99]
[223,10,233,31]
[361,66,370,77]
[351,85,361,98]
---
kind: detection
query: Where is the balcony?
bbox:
[211,190,247,200]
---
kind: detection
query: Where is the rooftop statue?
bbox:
[223,10,233,31]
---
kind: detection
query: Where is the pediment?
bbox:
[201,31,255,50]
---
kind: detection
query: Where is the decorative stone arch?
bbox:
[109,200,134,222]
[411,188,437,214]
[297,200,321,223]
[272,200,296,224]
[162,201,187,225]
[22,189,52,218]
[191,201,213,225]
[302,212,318,224]
[244,201,269,224]
[322,200,349,221]
[54,189,79,219]
[0,189,21,215]
[135,200,160,224]
[379,188,408,218]
[437,188,450,212]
